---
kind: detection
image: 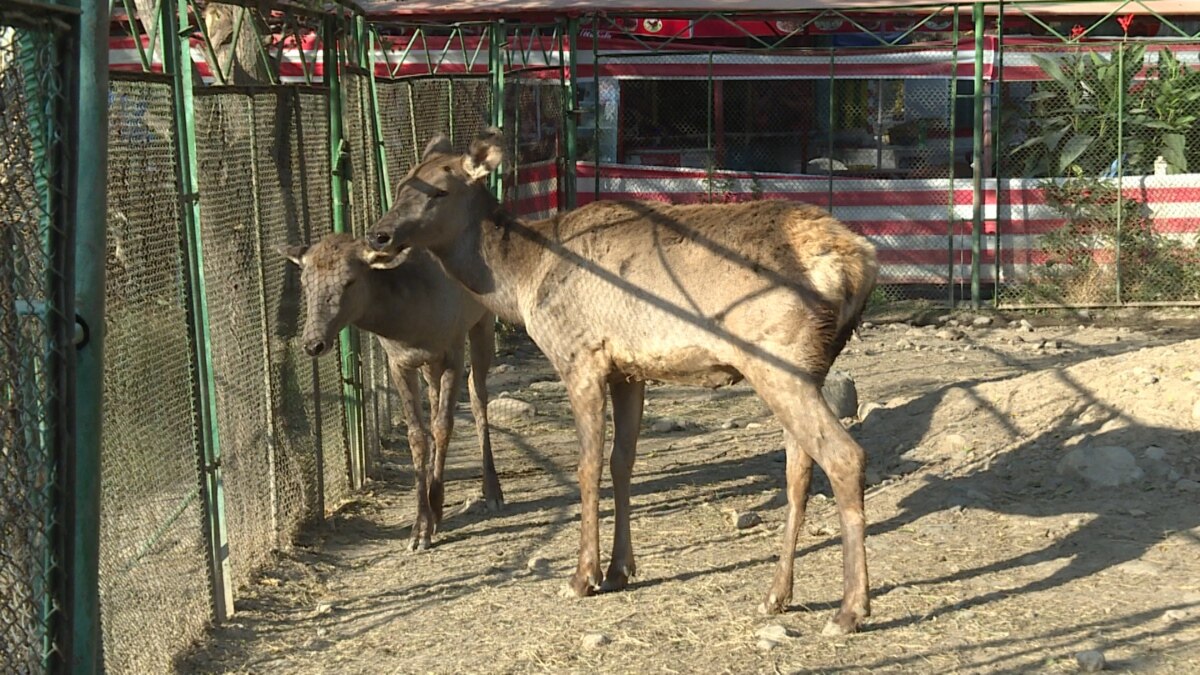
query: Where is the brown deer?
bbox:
[365,129,879,635]
[281,233,503,550]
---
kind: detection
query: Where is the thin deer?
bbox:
[281,233,502,550]
[365,129,879,635]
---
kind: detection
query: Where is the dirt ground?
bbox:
[178,306,1200,674]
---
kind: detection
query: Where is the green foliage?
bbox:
[1021,176,1200,303]
[1009,45,1200,177]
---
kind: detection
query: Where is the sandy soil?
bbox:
[178,307,1200,674]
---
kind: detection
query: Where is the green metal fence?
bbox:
[0,11,73,672]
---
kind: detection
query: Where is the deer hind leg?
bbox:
[601,375,645,593]
[468,316,503,511]
[395,367,434,551]
[560,362,609,598]
[746,366,870,635]
[759,429,814,615]
[428,354,464,531]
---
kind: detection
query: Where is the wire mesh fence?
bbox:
[996,39,1200,306]
[0,18,69,673]
[100,77,213,675]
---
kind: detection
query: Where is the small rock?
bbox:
[1176,478,1200,492]
[1162,608,1192,623]
[938,434,971,454]
[865,468,883,485]
[311,603,333,618]
[756,638,779,652]
[1077,309,1092,320]
[860,321,875,330]
[1019,319,1034,332]
[937,314,953,324]
[491,363,513,373]
[808,523,834,536]
[581,632,611,649]
[755,624,795,641]
[1117,560,1162,576]
[720,419,740,430]
[972,316,994,327]
[746,422,764,430]
[650,419,677,434]
[1056,446,1143,488]
[1046,339,1062,349]
[822,371,859,419]
[488,397,536,421]
[894,339,915,350]
[935,328,965,341]
[1127,508,1147,517]
[529,379,565,392]
[858,401,882,422]
[1144,446,1168,462]
[1075,649,1106,672]
[527,556,551,575]
[732,511,762,530]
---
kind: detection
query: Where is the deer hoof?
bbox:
[821,610,864,636]
[408,534,431,552]
[600,562,635,593]
[567,570,601,598]
[484,496,505,512]
[758,592,790,616]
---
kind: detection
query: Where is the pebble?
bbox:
[895,339,915,350]
[527,556,551,575]
[746,422,764,430]
[732,511,762,530]
[1019,319,1034,332]
[935,328,965,341]
[528,379,564,392]
[755,624,795,642]
[1056,445,1143,487]
[822,371,859,419]
[488,397,536,421]
[757,638,779,651]
[1075,649,1106,672]
[311,603,333,618]
[491,363,513,373]
[1143,446,1168,462]
[1162,608,1191,623]
[581,633,611,649]
[650,419,677,434]
[860,321,875,329]
[720,419,739,430]
[972,316,994,327]
[1176,478,1200,492]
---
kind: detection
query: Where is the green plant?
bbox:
[1010,45,1200,177]
[1025,176,1200,303]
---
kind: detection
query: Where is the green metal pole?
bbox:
[364,24,393,210]
[562,16,578,209]
[827,47,834,211]
[706,51,713,201]
[163,0,233,620]
[592,14,600,204]
[447,77,456,146]
[971,2,986,309]
[325,11,365,490]
[947,8,958,308]
[993,5,1004,306]
[62,0,107,669]
[490,20,506,201]
[1116,44,1124,304]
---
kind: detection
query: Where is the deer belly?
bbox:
[613,347,743,389]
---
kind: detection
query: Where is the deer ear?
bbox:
[462,127,505,182]
[422,134,453,160]
[278,244,308,266]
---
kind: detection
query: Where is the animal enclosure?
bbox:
[2,0,1200,673]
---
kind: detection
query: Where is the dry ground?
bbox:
[179,307,1200,674]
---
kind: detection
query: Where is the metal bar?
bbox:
[1116,44,1125,305]
[56,0,104,667]
[247,97,280,537]
[491,20,506,201]
[162,0,234,621]
[948,6,959,308]
[118,0,151,71]
[592,14,600,204]
[447,75,455,145]
[325,10,364,491]
[993,3,1005,306]
[561,15,577,209]
[364,20,392,210]
[706,51,713,201]
[187,0,229,85]
[827,47,834,212]
[970,2,985,309]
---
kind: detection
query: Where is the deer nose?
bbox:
[304,339,327,357]
[369,231,392,250]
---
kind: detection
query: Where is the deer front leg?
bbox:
[467,317,503,510]
[562,368,608,598]
[601,376,644,593]
[395,367,434,551]
[428,355,464,530]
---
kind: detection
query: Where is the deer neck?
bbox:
[429,209,534,326]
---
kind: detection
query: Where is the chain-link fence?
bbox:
[996,39,1200,305]
[0,17,70,673]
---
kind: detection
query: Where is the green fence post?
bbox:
[61,0,107,669]
[1115,45,1125,305]
[490,20,506,201]
[947,8,959,308]
[364,25,393,211]
[325,10,366,491]
[970,2,986,309]
[993,7,1005,306]
[561,16,578,209]
[162,0,234,620]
